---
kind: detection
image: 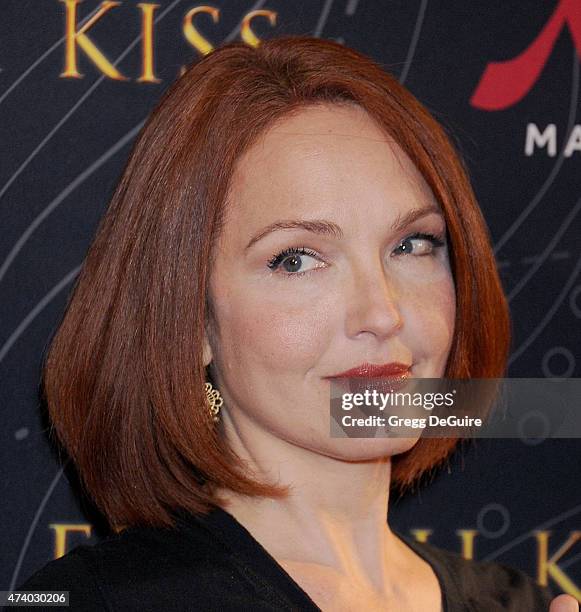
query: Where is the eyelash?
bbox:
[266,232,446,280]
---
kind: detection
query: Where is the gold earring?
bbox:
[205,381,223,422]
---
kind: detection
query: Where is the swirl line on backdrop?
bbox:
[493,47,579,256]
[314,0,335,37]
[8,463,69,593]
[0,0,190,205]
[0,266,81,364]
[0,4,101,107]
[507,193,581,303]
[0,0,272,286]
[482,502,581,564]
[398,0,428,85]
[509,229,581,365]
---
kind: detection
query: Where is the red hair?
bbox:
[42,35,511,529]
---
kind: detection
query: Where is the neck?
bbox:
[215,414,412,595]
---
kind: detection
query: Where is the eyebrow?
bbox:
[245,203,444,251]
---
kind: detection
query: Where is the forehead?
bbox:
[225,103,436,230]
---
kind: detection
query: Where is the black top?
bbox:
[17,506,554,611]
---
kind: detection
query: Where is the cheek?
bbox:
[401,273,456,355]
[212,282,334,370]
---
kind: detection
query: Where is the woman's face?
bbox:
[204,103,456,460]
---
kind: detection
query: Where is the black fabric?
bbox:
[17,506,555,611]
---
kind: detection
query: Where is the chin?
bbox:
[317,435,422,462]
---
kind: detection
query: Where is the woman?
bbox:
[17,36,578,611]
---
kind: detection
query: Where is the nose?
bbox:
[345,260,404,340]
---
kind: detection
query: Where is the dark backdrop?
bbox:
[1,0,580,599]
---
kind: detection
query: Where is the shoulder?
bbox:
[404,537,555,611]
[16,544,110,611]
[16,520,238,611]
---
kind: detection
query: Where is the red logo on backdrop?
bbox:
[470,0,581,111]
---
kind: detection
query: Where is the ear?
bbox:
[202,329,213,367]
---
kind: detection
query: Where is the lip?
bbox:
[324,362,411,379]
[324,362,412,395]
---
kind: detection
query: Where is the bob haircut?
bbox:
[43,35,511,529]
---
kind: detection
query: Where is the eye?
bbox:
[392,232,446,257]
[267,246,325,278]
